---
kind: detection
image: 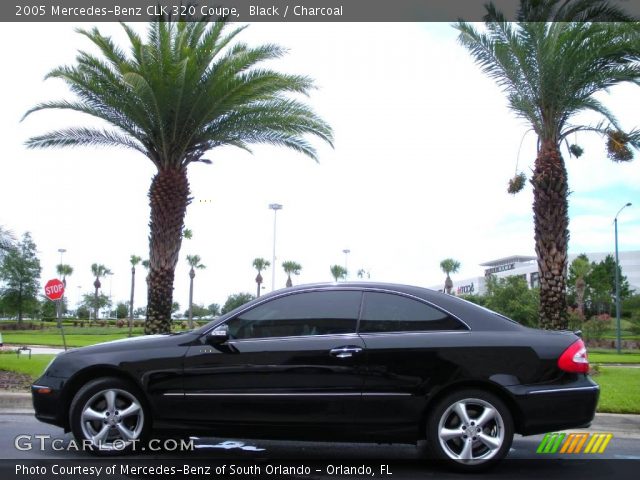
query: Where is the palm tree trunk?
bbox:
[146,167,191,335]
[93,278,100,324]
[532,140,569,330]
[256,272,263,297]
[188,268,195,329]
[129,266,135,338]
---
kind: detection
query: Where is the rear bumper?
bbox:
[507,376,599,436]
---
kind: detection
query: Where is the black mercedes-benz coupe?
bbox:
[32,282,598,469]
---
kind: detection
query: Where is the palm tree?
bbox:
[186,254,206,329]
[282,261,302,288]
[90,263,111,321]
[440,258,461,295]
[569,255,592,321]
[330,265,348,282]
[128,255,142,337]
[55,263,73,318]
[0,226,15,256]
[23,18,333,335]
[491,0,635,22]
[456,17,640,328]
[252,258,270,297]
[56,264,73,287]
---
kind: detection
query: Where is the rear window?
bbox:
[359,292,466,333]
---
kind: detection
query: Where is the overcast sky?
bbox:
[1,22,638,312]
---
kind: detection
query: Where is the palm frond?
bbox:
[25,127,146,153]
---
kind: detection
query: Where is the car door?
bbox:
[181,289,366,434]
[357,291,469,435]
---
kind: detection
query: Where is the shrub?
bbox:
[583,314,612,341]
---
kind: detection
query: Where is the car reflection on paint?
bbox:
[32,282,598,470]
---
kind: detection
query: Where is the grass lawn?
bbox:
[0,354,56,379]
[589,351,640,364]
[1,332,141,347]
[594,367,640,414]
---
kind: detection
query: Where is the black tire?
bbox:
[425,389,514,471]
[69,377,150,456]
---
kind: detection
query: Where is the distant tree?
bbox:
[440,258,460,294]
[76,304,91,319]
[253,258,270,297]
[80,292,111,319]
[357,268,370,279]
[186,254,206,329]
[282,261,302,288]
[90,263,111,321]
[330,265,347,282]
[221,293,255,315]
[134,306,147,318]
[116,302,129,319]
[484,275,539,327]
[184,303,208,319]
[587,255,631,315]
[128,255,142,336]
[172,302,180,314]
[0,232,42,325]
[207,303,221,317]
[40,296,68,319]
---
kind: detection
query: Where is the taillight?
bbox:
[558,339,589,373]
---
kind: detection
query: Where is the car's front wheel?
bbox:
[426,389,513,471]
[69,377,149,455]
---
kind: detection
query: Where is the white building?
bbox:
[432,251,640,296]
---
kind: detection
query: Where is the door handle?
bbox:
[330,346,363,358]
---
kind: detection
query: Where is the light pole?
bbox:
[342,249,350,278]
[269,203,283,291]
[614,202,631,354]
[107,272,114,319]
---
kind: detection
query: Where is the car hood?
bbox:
[66,332,197,355]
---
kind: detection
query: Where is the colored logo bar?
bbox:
[537,433,613,454]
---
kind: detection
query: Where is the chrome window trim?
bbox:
[203,285,470,339]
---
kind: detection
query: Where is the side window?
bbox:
[359,292,466,333]
[226,291,362,339]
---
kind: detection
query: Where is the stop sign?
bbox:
[44,278,65,301]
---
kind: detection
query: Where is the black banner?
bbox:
[2,459,640,480]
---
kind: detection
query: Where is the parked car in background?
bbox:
[32,282,597,470]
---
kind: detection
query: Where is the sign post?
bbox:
[44,279,67,351]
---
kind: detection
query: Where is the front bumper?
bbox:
[31,377,66,429]
[507,376,600,436]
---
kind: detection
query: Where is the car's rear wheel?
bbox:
[426,389,513,471]
[69,377,149,455]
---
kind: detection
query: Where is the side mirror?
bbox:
[207,325,229,344]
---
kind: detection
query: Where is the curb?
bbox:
[0,392,32,409]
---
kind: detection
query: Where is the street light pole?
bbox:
[343,249,350,278]
[269,203,283,291]
[614,202,631,355]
